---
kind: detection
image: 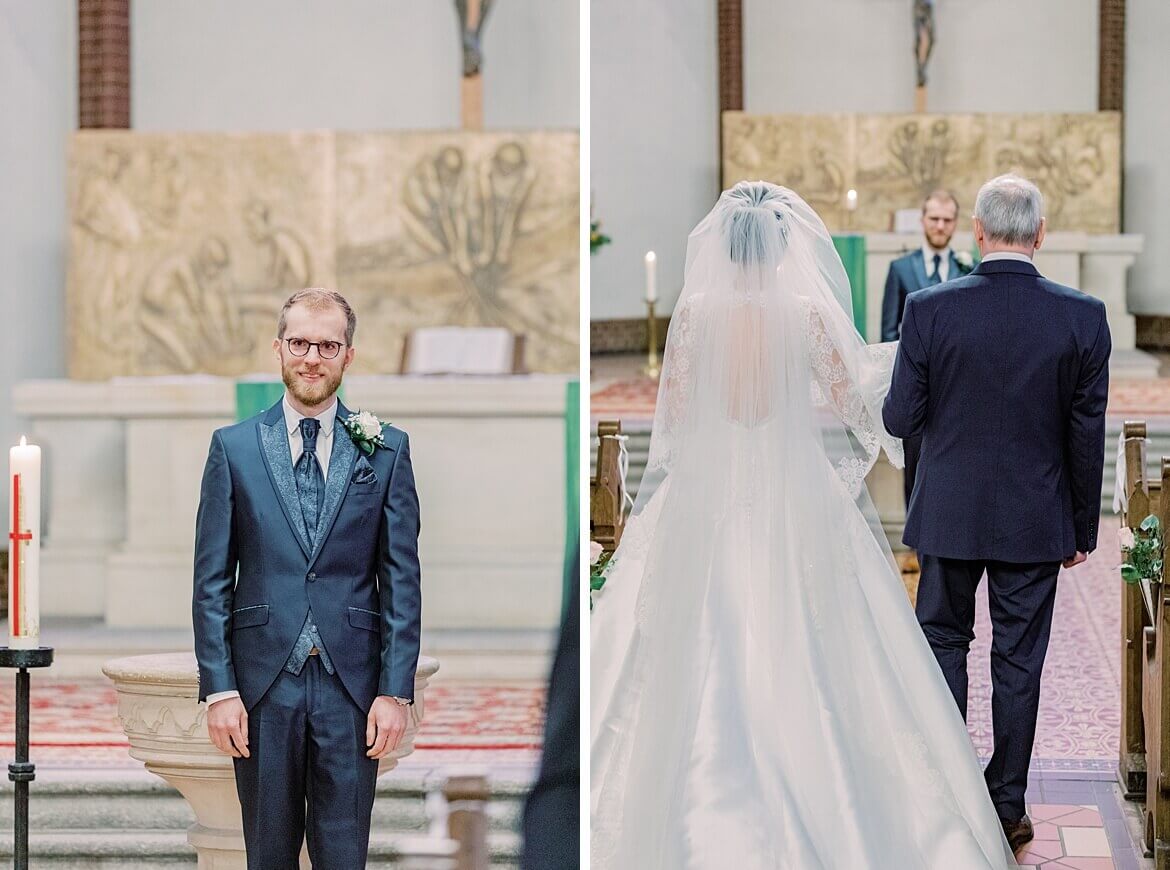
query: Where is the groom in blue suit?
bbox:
[884,175,1109,852]
[193,288,422,868]
[881,190,974,534]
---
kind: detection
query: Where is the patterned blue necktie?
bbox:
[296,417,324,544]
[285,415,335,677]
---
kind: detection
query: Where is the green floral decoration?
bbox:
[1121,514,1163,584]
[591,219,612,255]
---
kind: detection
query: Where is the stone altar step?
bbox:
[0,770,527,868]
[0,830,522,869]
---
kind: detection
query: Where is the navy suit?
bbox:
[881,248,972,508]
[193,398,422,867]
[883,258,1110,820]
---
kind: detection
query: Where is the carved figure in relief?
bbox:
[75,148,144,346]
[245,200,312,292]
[140,237,250,372]
[995,126,1107,224]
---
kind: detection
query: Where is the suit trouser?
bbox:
[902,435,922,512]
[915,554,1060,821]
[233,656,379,870]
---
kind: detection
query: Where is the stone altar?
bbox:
[14,375,571,631]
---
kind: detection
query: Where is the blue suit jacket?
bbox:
[881,248,971,342]
[192,398,422,712]
[882,259,1110,563]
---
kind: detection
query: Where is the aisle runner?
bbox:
[0,683,545,769]
[967,517,1121,770]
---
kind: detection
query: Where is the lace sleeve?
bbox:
[646,294,698,470]
[802,298,904,493]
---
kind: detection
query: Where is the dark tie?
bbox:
[296,417,324,545]
[929,252,942,285]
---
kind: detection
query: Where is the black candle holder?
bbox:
[0,646,53,870]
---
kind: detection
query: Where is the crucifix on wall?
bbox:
[456,0,495,129]
[913,0,935,113]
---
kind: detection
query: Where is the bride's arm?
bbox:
[803,297,904,470]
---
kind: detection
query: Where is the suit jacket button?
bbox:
[308,572,317,582]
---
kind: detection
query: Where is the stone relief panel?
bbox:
[336,131,579,374]
[68,130,579,378]
[723,112,1120,235]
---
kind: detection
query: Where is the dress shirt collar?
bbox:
[282,393,337,438]
[980,251,1034,264]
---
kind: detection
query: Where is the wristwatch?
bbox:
[391,696,413,706]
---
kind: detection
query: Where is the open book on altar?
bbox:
[400,327,526,375]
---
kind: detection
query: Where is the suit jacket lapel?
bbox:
[911,249,931,289]
[256,401,313,558]
[308,403,359,568]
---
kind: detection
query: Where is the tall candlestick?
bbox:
[644,251,657,303]
[8,437,40,650]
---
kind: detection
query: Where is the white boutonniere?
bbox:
[954,250,975,272]
[342,410,388,456]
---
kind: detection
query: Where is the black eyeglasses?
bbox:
[284,337,345,360]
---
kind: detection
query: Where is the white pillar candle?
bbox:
[845,189,859,212]
[8,436,41,649]
[644,251,657,303]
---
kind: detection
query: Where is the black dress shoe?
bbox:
[1000,814,1034,852]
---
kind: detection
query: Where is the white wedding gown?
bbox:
[590,184,1017,869]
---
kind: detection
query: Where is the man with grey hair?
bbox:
[884,173,1110,853]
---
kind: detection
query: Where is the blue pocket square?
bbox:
[352,458,378,486]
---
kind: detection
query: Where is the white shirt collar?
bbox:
[282,393,337,438]
[980,251,1034,263]
[922,245,951,266]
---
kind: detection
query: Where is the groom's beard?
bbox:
[282,358,344,409]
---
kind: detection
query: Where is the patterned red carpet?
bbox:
[967,517,1121,770]
[0,682,545,769]
[591,375,1170,425]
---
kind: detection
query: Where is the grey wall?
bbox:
[590,0,719,319]
[132,0,578,131]
[0,1,75,539]
[745,0,1098,115]
[1124,0,1170,314]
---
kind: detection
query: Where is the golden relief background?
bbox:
[68,130,579,379]
[722,112,1121,234]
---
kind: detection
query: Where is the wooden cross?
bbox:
[457,0,495,130]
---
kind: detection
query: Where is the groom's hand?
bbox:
[207,697,250,758]
[366,696,409,759]
[1063,551,1088,569]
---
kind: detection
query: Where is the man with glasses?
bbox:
[192,287,422,868]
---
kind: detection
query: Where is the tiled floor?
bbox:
[1016,772,1147,869]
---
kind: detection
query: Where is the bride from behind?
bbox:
[590,182,1017,869]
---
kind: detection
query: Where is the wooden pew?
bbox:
[1118,421,1170,865]
[591,420,627,554]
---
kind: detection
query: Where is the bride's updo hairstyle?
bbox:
[724,181,792,269]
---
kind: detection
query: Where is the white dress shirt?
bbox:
[205,395,337,708]
[922,245,953,283]
[979,251,1034,264]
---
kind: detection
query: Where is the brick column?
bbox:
[78,0,130,128]
[717,0,743,171]
[1098,0,1125,112]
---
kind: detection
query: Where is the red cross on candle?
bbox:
[9,473,31,635]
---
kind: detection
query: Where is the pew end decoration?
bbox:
[1117,420,1170,864]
